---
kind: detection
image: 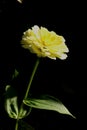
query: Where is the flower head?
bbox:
[21,25,69,60]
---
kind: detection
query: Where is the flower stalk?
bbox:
[15,58,40,130]
[24,58,40,99]
[15,119,19,130]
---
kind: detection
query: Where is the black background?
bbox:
[0,0,87,129]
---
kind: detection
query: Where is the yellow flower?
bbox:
[21,25,69,60]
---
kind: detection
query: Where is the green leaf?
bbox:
[18,106,32,119]
[5,85,31,119]
[18,120,35,130]
[5,85,18,119]
[12,69,19,80]
[5,96,18,119]
[23,95,75,118]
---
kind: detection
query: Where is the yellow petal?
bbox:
[21,25,69,60]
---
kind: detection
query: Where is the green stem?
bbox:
[24,58,40,99]
[15,119,19,130]
[15,58,40,130]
